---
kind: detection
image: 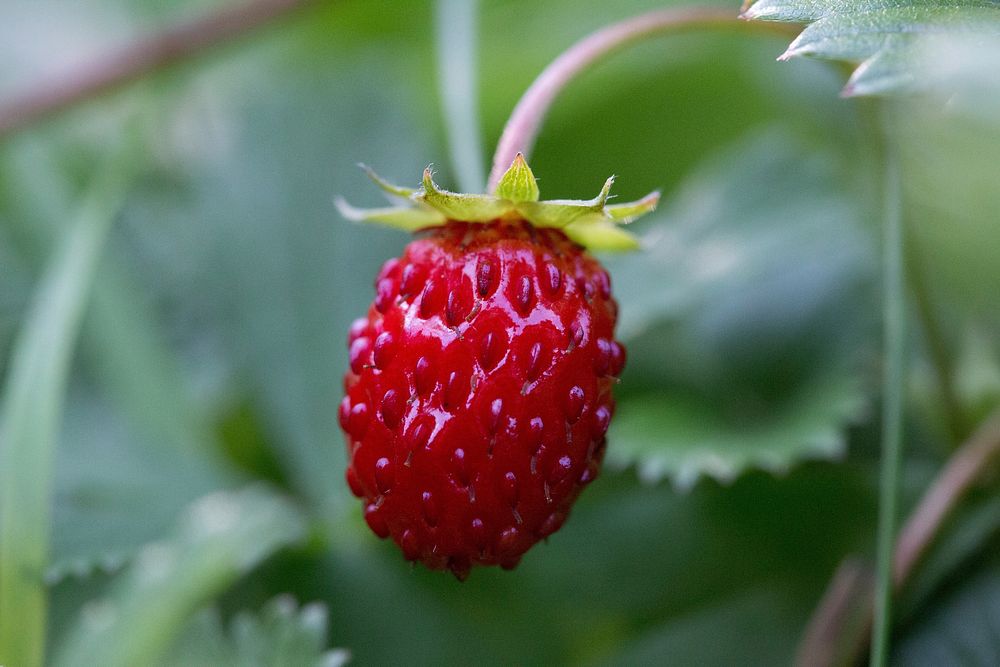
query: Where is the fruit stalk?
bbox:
[487,7,798,191]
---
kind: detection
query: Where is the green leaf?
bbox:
[0,148,135,667]
[163,596,349,667]
[52,485,307,667]
[742,0,1000,96]
[603,131,875,488]
[494,153,540,202]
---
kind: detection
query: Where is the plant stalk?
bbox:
[487,7,798,191]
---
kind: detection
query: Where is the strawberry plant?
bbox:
[0,0,999,665]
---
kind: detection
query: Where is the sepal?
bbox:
[334,197,445,231]
[336,156,659,251]
[493,153,540,202]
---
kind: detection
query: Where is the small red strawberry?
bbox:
[336,155,657,579]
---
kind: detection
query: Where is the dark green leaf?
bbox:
[610,368,866,489]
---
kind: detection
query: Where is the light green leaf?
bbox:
[162,596,349,667]
[743,0,1000,96]
[494,153,540,202]
[0,148,135,667]
[53,485,307,667]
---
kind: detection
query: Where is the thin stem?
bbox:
[870,122,906,667]
[0,0,325,139]
[486,7,798,191]
[435,0,485,192]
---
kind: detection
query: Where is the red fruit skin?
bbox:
[340,220,625,579]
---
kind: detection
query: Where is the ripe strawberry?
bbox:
[337,155,657,579]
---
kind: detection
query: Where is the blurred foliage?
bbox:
[165,596,349,667]
[0,0,998,664]
[606,132,874,487]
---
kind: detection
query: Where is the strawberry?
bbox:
[336,155,657,579]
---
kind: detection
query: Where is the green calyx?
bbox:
[335,154,659,251]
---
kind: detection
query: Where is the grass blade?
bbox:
[870,121,906,667]
[0,149,135,667]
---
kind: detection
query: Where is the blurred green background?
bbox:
[1,0,999,665]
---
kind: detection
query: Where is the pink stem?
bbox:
[487,6,793,191]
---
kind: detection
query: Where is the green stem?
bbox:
[0,147,135,666]
[870,118,906,667]
[434,0,485,192]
